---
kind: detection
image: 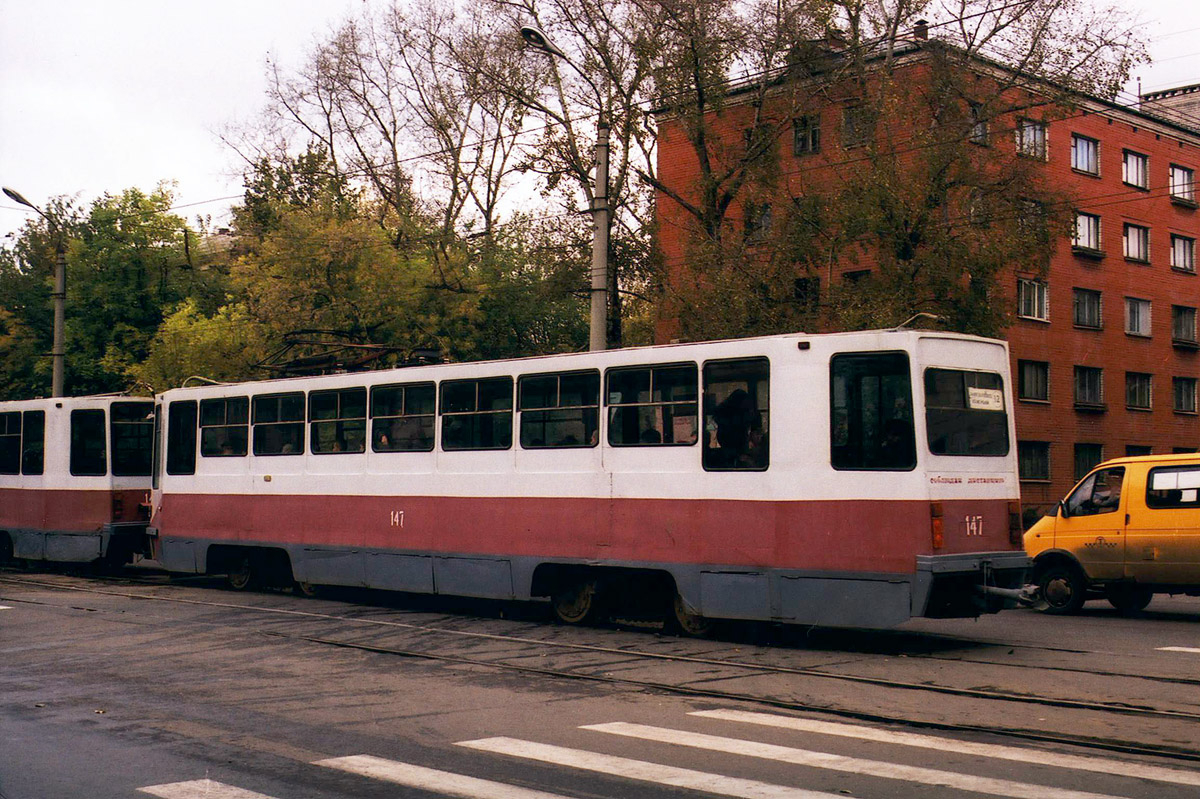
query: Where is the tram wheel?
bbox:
[226,554,257,591]
[666,593,712,637]
[293,580,320,598]
[1037,563,1087,615]
[551,579,601,624]
[0,534,13,566]
[1106,584,1153,614]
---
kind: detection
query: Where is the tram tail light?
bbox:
[112,494,125,521]
[930,502,944,550]
[1008,500,1023,548]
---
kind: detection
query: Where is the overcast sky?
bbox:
[1,0,1197,241]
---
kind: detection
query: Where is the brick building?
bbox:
[653,34,1200,516]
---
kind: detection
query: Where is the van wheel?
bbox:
[1037,563,1086,614]
[1106,584,1153,614]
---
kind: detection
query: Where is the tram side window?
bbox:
[253,393,305,456]
[111,402,154,476]
[199,397,249,457]
[924,369,1009,456]
[310,387,367,454]
[371,382,435,452]
[607,363,698,446]
[167,400,198,474]
[830,352,915,471]
[21,410,45,475]
[703,358,769,470]
[0,412,19,474]
[519,370,599,448]
[70,409,108,476]
[441,377,513,451]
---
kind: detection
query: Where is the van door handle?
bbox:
[1125,513,1130,525]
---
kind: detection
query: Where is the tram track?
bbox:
[4,569,1200,763]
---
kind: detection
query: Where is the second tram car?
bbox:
[148,329,1029,629]
[0,396,155,565]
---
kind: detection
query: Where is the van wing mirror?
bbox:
[1057,498,1069,519]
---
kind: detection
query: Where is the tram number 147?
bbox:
[390,511,405,528]
[964,515,984,537]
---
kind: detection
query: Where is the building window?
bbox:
[1123,223,1150,262]
[1174,377,1197,413]
[1170,164,1196,203]
[1074,443,1104,481]
[1018,441,1050,481]
[1173,305,1197,344]
[1017,360,1049,402]
[1073,288,1102,329]
[1072,212,1101,252]
[843,269,871,284]
[1126,372,1152,410]
[1016,119,1047,159]
[793,115,820,155]
[793,277,820,313]
[1172,234,1196,272]
[842,105,874,149]
[1123,150,1149,189]
[744,202,772,240]
[1071,134,1099,175]
[969,102,988,145]
[1074,366,1104,408]
[1017,279,1048,321]
[1126,445,1152,457]
[1125,297,1151,337]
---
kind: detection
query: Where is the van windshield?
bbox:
[924,368,1009,457]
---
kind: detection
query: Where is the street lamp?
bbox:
[4,186,67,397]
[520,25,610,352]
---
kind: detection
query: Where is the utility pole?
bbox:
[4,186,67,396]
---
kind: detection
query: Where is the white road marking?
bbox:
[138,780,279,799]
[692,708,1200,788]
[0,605,11,610]
[584,722,1132,799]
[457,737,848,799]
[1157,646,1200,654]
[315,755,577,799]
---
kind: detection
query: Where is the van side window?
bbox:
[519,370,600,448]
[200,397,249,457]
[831,352,915,470]
[111,402,154,477]
[1065,467,1124,516]
[372,383,435,452]
[70,409,108,476]
[1147,466,1200,508]
[703,358,769,470]
[0,412,19,474]
[21,410,45,475]
[441,377,513,451]
[310,387,367,454]
[167,401,198,474]
[607,363,698,446]
[253,393,305,456]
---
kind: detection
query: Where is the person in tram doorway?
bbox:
[712,388,757,467]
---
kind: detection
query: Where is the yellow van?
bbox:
[1024,453,1200,614]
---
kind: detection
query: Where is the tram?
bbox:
[147,329,1029,630]
[0,395,155,565]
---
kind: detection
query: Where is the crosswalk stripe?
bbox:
[138,779,279,799]
[0,605,11,610]
[315,754,578,799]
[691,708,1200,788]
[457,737,856,799]
[1158,646,1200,654]
[583,722,1132,799]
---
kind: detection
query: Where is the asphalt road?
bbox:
[2,568,1199,799]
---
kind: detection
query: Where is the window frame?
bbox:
[1123,223,1150,263]
[70,408,108,477]
[110,401,154,477]
[21,409,44,476]
[1171,234,1196,273]
[1072,211,1102,254]
[1125,297,1152,337]
[1073,287,1102,329]
[517,369,600,450]
[1172,305,1197,345]
[829,351,916,472]
[199,396,249,458]
[1170,164,1196,204]
[792,114,821,155]
[1017,360,1049,402]
[605,362,699,448]
[1174,377,1198,414]
[1016,118,1047,159]
[1017,278,1049,321]
[1018,441,1051,482]
[251,392,306,457]
[309,386,367,455]
[1125,372,1152,411]
[1074,366,1104,409]
[1070,134,1099,175]
[371,382,436,453]
[0,411,19,475]
[440,376,514,452]
[166,400,198,475]
[702,357,770,471]
[1122,150,1149,189]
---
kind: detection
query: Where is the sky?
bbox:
[2,0,1198,242]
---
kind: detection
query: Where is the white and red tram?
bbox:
[148,329,1029,629]
[0,396,155,565]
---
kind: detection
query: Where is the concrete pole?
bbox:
[589,121,610,352]
[51,239,66,397]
